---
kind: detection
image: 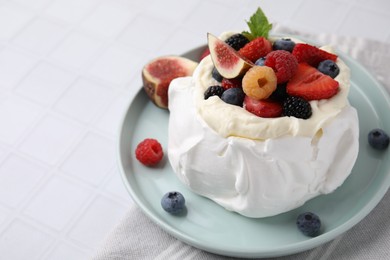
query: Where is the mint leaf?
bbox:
[242,7,272,41]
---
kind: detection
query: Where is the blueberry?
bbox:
[255,57,266,66]
[368,128,389,150]
[161,191,186,214]
[317,60,340,78]
[212,67,223,82]
[221,87,245,106]
[296,212,321,237]
[273,38,296,52]
[269,83,288,101]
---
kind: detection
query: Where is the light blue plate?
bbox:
[118,45,390,258]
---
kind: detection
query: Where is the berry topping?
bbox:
[317,60,340,78]
[286,63,339,101]
[239,37,272,63]
[244,96,282,118]
[221,77,242,89]
[242,66,277,100]
[292,43,338,67]
[269,83,288,101]
[161,191,186,214]
[212,67,223,82]
[264,50,298,83]
[221,87,245,106]
[368,128,389,150]
[255,57,266,66]
[208,33,253,79]
[225,33,250,51]
[204,85,225,100]
[135,138,164,166]
[296,212,321,237]
[273,38,296,52]
[282,96,312,119]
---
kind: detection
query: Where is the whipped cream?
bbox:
[167,36,359,218]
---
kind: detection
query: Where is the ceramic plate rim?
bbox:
[117,36,390,258]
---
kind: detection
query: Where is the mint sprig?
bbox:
[242,7,272,41]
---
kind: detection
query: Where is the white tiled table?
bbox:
[0,0,389,259]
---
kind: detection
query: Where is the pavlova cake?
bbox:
[164,8,359,218]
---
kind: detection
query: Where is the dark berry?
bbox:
[269,83,288,101]
[317,60,340,78]
[296,212,321,237]
[255,57,266,66]
[282,96,312,119]
[225,33,249,51]
[273,38,296,52]
[204,85,224,100]
[368,128,389,150]
[221,87,245,106]
[161,191,186,214]
[212,67,223,82]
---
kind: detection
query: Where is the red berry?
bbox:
[221,77,242,89]
[238,37,272,63]
[135,138,164,166]
[292,43,337,67]
[286,63,339,101]
[244,96,282,118]
[264,50,298,84]
[199,47,210,61]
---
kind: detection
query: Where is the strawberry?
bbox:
[286,63,339,101]
[221,77,242,89]
[238,37,272,63]
[244,96,282,118]
[292,43,337,67]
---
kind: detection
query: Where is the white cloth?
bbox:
[92,27,390,260]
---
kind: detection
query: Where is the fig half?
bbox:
[142,56,198,109]
[208,33,253,79]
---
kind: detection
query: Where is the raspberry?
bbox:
[225,34,250,51]
[242,66,277,100]
[238,37,272,62]
[221,77,242,89]
[282,96,312,119]
[264,50,298,84]
[204,85,225,99]
[135,138,164,166]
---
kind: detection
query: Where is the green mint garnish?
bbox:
[242,7,272,41]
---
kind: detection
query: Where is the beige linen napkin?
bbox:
[92,27,390,260]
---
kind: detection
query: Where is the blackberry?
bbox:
[204,85,224,100]
[212,67,223,82]
[225,34,249,51]
[283,96,312,119]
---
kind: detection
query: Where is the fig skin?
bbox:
[142,56,198,109]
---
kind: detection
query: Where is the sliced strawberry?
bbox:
[286,63,339,101]
[244,96,282,118]
[221,77,242,89]
[292,43,337,67]
[238,37,272,63]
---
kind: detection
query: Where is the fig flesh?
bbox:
[207,33,253,79]
[142,56,198,109]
